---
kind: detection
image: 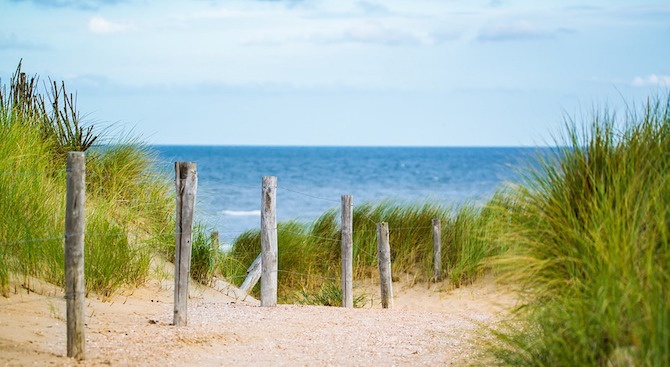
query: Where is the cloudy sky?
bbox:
[1,0,669,146]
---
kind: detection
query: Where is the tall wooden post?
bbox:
[65,152,86,360]
[261,176,278,307]
[173,162,197,326]
[377,222,393,309]
[341,195,353,308]
[432,218,442,282]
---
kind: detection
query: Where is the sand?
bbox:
[0,271,516,366]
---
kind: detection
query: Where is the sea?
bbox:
[153,146,541,245]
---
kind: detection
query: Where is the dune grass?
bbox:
[486,94,670,366]
[0,63,174,297]
[218,199,502,304]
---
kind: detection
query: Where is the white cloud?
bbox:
[632,74,670,87]
[88,15,133,34]
[341,22,423,45]
[243,22,433,47]
[477,20,554,42]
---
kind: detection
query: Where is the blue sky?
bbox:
[1,0,669,146]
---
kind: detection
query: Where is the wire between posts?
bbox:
[277,185,340,203]
[352,204,379,226]
[387,225,434,231]
[353,245,377,260]
[277,228,340,243]
[223,182,261,190]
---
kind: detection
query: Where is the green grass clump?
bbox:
[295,282,368,307]
[218,200,501,304]
[0,62,173,297]
[190,226,219,284]
[487,94,670,366]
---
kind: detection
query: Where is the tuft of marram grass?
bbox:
[0,63,174,297]
[485,93,670,366]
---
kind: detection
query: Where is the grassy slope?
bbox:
[487,95,670,366]
[0,65,175,297]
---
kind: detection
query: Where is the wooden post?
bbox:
[65,152,85,360]
[341,195,353,308]
[432,218,442,282]
[173,162,197,326]
[261,176,278,307]
[210,231,220,249]
[240,253,262,293]
[377,222,393,309]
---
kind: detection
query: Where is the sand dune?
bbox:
[0,271,515,366]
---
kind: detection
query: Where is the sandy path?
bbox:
[0,274,514,366]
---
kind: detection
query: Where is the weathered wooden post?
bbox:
[261,176,278,307]
[377,222,393,309]
[210,231,220,249]
[65,152,86,360]
[341,194,353,308]
[173,162,197,326]
[432,218,442,282]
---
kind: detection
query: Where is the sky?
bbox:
[1,0,669,146]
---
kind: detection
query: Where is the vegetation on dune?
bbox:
[0,62,175,297]
[485,94,670,366]
[218,200,503,304]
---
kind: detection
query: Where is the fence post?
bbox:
[210,231,219,249]
[432,218,442,282]
[173,162,197,326]
[341,195,353,308]
[377,222,393,309]
[261,176,278,307]
[65,152,86,360]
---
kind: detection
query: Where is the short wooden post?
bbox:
[240,253,262,293]
[173,162,197,326]
[377,222,393,309]
[432,218,442,282]
[210,231,219,249]
[65,152,86,360]
[261,176,278,307]
[341,195,353,308]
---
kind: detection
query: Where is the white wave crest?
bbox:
[220,210,261,216]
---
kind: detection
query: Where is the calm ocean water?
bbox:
[153,146,539,244]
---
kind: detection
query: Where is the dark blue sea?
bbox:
[153,146,540,245]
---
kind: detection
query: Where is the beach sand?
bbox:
[0,267,515,366]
